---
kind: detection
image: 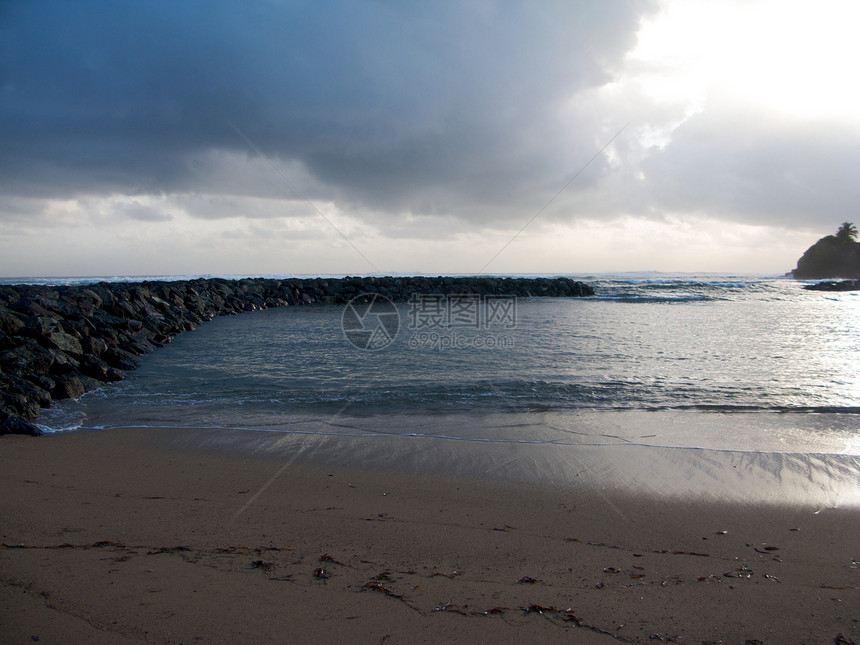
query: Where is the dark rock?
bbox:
[0,416,44,436]
[59,317,93,338]
[77,374,105,392]
[46,348,80,376]
[78,354,125,382]
[80,288,103,308]
[52,375,86,400]
[93,326,120,346]
[80,354,119,382]
[104,298,140,320]
[0,374,52,408]
[80,335,108,356]
[8,298,56,319]
[91,312,130,329]
[119,340,150,356]
[1,390,41,420]
[44,330,84,356]
[1,340,55,376]
[30,375,56,393]
[0,307,26,336]
[803,279,860,292]
[102,346,140,371]
[17,315,59,339]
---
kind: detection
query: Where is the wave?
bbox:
[592,294,714,304]
[583,275,800,304]
[673,404,860,414]
[67,378,858,416]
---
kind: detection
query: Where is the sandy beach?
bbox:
[1,427,858,644]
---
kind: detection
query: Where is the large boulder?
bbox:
[0,390,41,420]
[0,307,25,336]
[0,415,44,436]
[79,354,125,382]
[1,340,55,376]
[44,330,84,356]
[0,374,52,409]
[8,298,56,319]
[52,374,86,400]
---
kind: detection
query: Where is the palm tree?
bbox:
[835,222,858,242]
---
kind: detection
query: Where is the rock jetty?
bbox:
[0,276,593,435]
[802,279,860,292]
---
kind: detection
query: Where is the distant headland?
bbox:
[791,222,860,280]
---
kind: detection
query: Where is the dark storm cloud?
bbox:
[5,0,855,236]
[0,0,654,218]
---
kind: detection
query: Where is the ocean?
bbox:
[34,273,860,505]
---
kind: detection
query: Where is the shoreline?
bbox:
[38,419,860,508]
[2,427,858,643]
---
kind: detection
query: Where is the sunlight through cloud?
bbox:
[631,0,860,121]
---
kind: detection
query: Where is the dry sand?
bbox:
[1,427,858,644]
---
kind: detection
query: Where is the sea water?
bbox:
[35,274,860,505]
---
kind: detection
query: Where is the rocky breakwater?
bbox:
[803,279,860,292]
[0,276,593,435]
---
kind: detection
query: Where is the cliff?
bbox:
[0,275,593,435]
[791,222,860,279]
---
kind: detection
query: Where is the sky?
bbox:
[1,0,859,278]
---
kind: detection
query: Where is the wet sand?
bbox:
[1,427,858,644]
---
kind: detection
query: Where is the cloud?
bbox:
[638,111,860,228]
[2,0,860,276]
[0,0,656,220]
[119,201,173,223]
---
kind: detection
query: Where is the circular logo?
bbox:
[341,293,400,350]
